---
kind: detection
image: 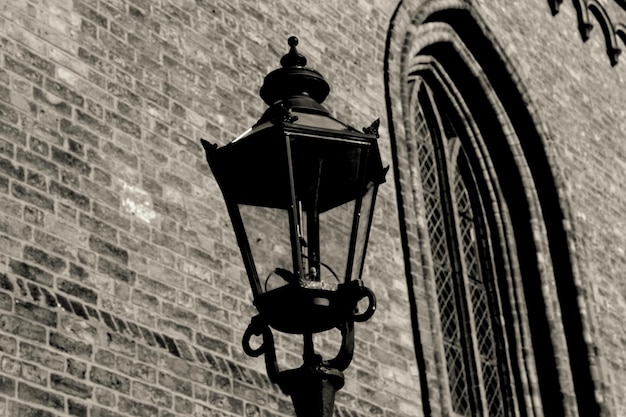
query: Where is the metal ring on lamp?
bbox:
[352,287,376,322]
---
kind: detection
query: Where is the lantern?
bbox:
[201,37,386,417]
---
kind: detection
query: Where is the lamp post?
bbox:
[201,37,387,417]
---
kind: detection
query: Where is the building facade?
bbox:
[0,0,624,416]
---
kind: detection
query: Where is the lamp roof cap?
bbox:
[260,37,330,106]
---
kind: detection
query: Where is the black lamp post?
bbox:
[201,37,387,417]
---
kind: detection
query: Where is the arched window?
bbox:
[415,86,515,416]
[385,2,606,417]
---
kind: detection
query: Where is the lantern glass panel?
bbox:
[301,198,354,284]
[348,183,377,282]
[288,133,372,285]
[238,204,293,292]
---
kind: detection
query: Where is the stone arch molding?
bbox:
[384,1,609,416]
[550,0,626,66]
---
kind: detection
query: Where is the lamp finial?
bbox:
[280,36,308,68]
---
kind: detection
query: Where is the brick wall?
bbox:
[470,2,626,415]
[0,0,418,416]
[0,0,624,416]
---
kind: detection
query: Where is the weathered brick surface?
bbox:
[0,0,622,416]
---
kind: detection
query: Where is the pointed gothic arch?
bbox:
[384,1,606,416]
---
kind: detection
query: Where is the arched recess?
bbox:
[384,1,607,417]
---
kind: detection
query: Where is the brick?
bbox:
[29,122,64,148]
[67,359,87,379]
[60,118,100,148]
[90,366,130,393]
[28,136,50,156]
[106,81,142,107]
[0,273,13,292]
[15,301,57,327]
[0,101,18,124]
[20,342,65,372]
[209,390,244,415]
[94,388,116,407]
[106,332,135,356]
[58,279,98,304]
[188,246,222,270]
[102,141,138,168]
[159,171,192,193]
[34,229,76,260]
[91,406,125,417]
[98,257,136,285]
[33,87,72,116]
[0,292,11,311]
[39,288,58,308]
[105,110,141,138]
[0,137,13,157]
[200,318,233,342]
[11,182,55,212]
[152,230,187,255]
[51,147,91,176]
[75,0,108,27]
[76,109,113,137]
[23,245,67,273]
[56,294,73,312]
[0,374,15,395]
[68,139,84,156]
[93,201,130,229]
[21,360,48,386]
[196,333,229,355]
[50,332,93,359]
[82,178,121,208]
[18,382,64,411]
[95,349,115,367]
[26,283,41,303]
[16,148,59,177]
[50,181,90,210]
[68,399,88,417]
[68,262,89,280]
[136,81,169,108]
[8,402,56,417]
[99,311,117,331]
[0,119,27,145]
[89,235,128,264]
[51,373,92,398]
[4,55,44,85]
[79,212,117,241]
[26,170,47,190]
[162,302,197,326]
[14,45,56,76]
[119,397,159,417]
[139,272,178,299]
[131,288,158,308]
[24,205,45,226]
[132,381,172,408]
[70,300,89,319]
[61,169,79,189]
[9,259,53,286]
[79,18,98,39]
[0,155,24,180]
[158,371,192,396]
[44,78,85,107]
[0,214,31,240]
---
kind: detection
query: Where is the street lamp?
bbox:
[201,37,387,417]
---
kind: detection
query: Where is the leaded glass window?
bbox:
[415,85,516,417]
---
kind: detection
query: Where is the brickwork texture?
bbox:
[0,0,623,416]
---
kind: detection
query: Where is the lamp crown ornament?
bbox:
[260,36,330,108]
[201,36,387,417]
[280,36,307,67]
